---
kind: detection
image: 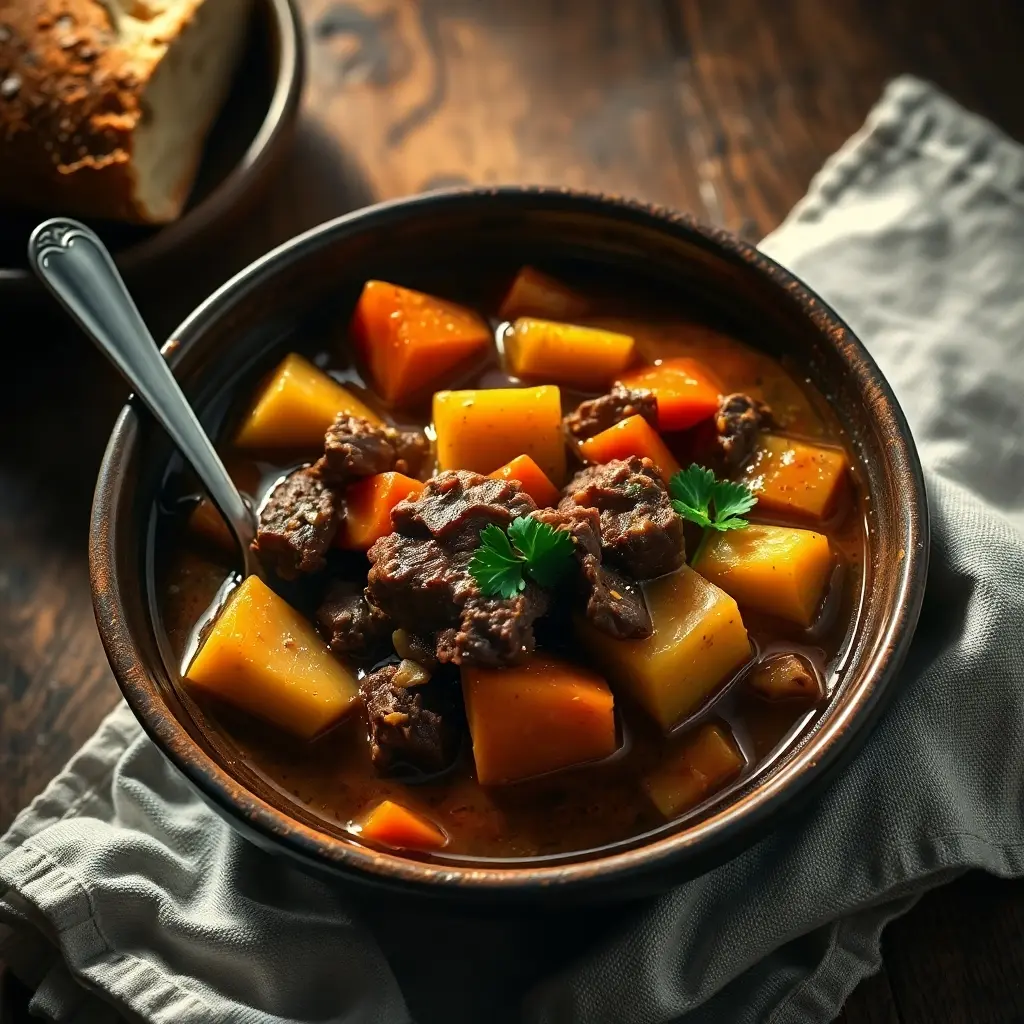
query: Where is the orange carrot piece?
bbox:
[337,472,425,550]
[579,414,681,482]
[619,357,721,431]
[462,654,617,785]
[187,461,263,551]
[497,266,589,321]
[351,280,492,407]
[488,455,560,508]
[359,800,448,852]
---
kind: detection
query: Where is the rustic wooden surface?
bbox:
[4,1,1024,1021]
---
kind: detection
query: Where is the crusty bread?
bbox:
[0,0,252,224]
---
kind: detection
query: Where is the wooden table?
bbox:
[4,2,1024,1021]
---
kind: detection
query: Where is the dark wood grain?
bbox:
[4,1,1024,1021]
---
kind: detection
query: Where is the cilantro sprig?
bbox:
[468,517,575,598]
[668,464,758,532]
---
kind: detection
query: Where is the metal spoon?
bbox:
[28,218,262,579]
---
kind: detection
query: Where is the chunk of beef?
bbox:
[716,393,773,468]
[390,470,535,551]
[360,664,455,775]
[318,414,429,485]
[316,580,390,657]
[436,588,550,667]
[366,534,474,634]
[560,457,684,580]
[563,383,658,441]
[254,467,339,579]
[579,558,652,639]
[367,470,546,667]
[530,506,652,640]
[390,429,430,478]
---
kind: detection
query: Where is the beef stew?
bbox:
[156,263,867,862]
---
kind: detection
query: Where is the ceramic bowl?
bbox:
[89,187,929,902]
[0,0,304,295]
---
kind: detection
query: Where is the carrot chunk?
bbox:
[488,455,560,508]
[498,266,590,321]
[359,800,448,852]
[337,472,425,550]
[619,357,721,431]
[505,318,635,389]
[351,280,492,407]
[462,654,617,785]
[578,414,680,481]
[188,461,263,552]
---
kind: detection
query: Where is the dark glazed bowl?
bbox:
[0,0,304,295]
[89,188,929,903]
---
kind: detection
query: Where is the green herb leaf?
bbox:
[710,478,758,523]
[469,517,576,597]
[508,516,576,587]
[468,523,526,599]
[668,464,757,532]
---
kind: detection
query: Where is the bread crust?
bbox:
[0,0,207,223]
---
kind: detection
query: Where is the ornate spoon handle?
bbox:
[29,218,260,577]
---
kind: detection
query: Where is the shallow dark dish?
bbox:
[0,0,304,295]
[89,187,929,902]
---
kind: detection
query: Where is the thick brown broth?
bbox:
[155,270,868,862]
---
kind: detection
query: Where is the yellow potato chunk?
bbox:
[234,353,382,449]
[462,654,617,785]
[694,525,833,627]
[504,318,635,389]
[185,575,360,739]
[743,434,848,520]
[433,385,566,483]
[576,565,751,731]
[644,722,745,818]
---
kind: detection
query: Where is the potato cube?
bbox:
[644,723,745,818]
[694,525,833,627]
[498,266,590,321]
[576,565,751,731]
[234,353,381,449]
[185,575,360,738]
[462,654,617,785]
[504,318,635,389]
[743,434,848,520]
[433,385,566,483]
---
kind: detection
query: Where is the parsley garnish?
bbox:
[669,464,757,532]
[468,516,575,598]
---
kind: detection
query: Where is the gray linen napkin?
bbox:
[3,75,1024,1024]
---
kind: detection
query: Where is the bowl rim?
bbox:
[89,186,930,896]
[0,0,304,291]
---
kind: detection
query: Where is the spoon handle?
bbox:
[28,218,258,570]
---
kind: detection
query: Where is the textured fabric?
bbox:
[3,75,1024,1024]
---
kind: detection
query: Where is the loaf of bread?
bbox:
[0,0,252,224]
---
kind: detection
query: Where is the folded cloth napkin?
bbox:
[4,75,1024,1024]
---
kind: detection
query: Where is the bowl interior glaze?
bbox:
[90,189,928,901]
